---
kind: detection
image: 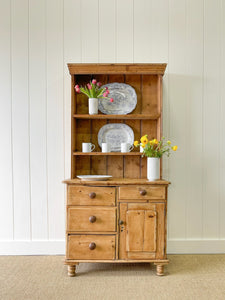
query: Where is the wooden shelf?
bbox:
[73,114,160,120]
[73,152,143,156]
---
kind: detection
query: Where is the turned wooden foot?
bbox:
[155,264,165,276]
[68,265,76,277]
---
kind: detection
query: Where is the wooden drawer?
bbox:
[67,235,116,260]
[67,207,116,232]
[67,186,115,206]
[119,185,166,200]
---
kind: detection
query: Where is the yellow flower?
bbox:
[172,145,178,151]
[140,135,148,145]
[167,140,171,145]
[149,140,154,145]
[134,141,139,146]
[153,139,158,144]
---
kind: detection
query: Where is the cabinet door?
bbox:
[119,203,165,260]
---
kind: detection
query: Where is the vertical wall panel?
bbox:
[185,0,204,239]
[81,0,99,62]
[29,0,48,240]
[220,0,225,238]
[133,0,151,62]
[64,0,82,179]
[46,0,64,239]
[168,0,187,239]
[99,0,116,63]
[117,0,133,62]
[11,0,31,240]
[0,1,13,239]
[203,0,221,238]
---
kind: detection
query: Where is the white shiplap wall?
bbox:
[0,0,225,254]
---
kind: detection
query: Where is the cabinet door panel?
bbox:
[126,210,157,252]
[119,203,165,260]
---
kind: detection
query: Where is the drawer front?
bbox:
[68,235,116,260]
[67,186,115,206]
[67,207,116,232]
[119,185,166,200]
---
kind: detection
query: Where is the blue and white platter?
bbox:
[98,83,137,115]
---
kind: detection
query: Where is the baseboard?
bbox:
[0,239,225,255]
[0,240,65,255]
[167,239,225,254]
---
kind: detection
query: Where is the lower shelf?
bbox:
[73,152,142,156]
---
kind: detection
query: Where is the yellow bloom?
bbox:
[149,140,154,145]
[167,140,171,145]
[172,145,178,151]
[134,141,139,146]
[140,135,148,145]
[153,139,158,144]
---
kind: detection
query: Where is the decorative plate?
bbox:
[98,123,134,152]
[77,175,112,181]
[98,83,137,114]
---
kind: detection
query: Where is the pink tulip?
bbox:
[75,88,80,93]
[92,79,97,85]
[110,98,114,102]
[87,83,92,90]
[97,82,102,87]
[105,90,110,95]
[103,92,107,97]
[75,84,79,89]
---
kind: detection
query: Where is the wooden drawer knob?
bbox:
[140,190,147,196]
[89,215,97,223]
[89,242,96,250]
[89,192,96,199]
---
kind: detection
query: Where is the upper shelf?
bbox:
[67,63,167,75]
[73,114,160,120]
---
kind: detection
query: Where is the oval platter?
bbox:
[98,82,137,114]
[98,123,134,152]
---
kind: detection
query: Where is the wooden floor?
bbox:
[0,254,225,300]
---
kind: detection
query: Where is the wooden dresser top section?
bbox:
[63,178,170,186]
[67,63,167,75]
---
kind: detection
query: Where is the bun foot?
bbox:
[68,265,76,277]
[155,263,165,276]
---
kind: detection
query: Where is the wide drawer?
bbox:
[119,185,166,200]
[67,186,115,206]
[67,207,116,232]
[67,235,116,260]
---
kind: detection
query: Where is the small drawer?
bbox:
[67,234,116,260]
[67,207,116,232]
[67,186,115,206]
[119,185,166,200]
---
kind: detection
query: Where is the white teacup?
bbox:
[82,143,95,152]
[121,143,134,153]
[102,143,111,153]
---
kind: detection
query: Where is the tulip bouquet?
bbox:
[134,136,177,158]
[75,79,114,102]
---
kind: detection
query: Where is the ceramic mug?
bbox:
[121,143,134,153]
[82,143,95,152]
[102,143,111,153]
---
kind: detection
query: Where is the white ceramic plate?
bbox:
[98,83,137,114]
[98,123,134,152]
[77,175,112,181]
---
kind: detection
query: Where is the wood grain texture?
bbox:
[63,178,170,185]
[119,186,166,200]
[68,235,116,260]
[67,186,115,206]
[67,207,116,232]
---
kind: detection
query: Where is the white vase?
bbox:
[88,98,98,115]
[147,157,160,181]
